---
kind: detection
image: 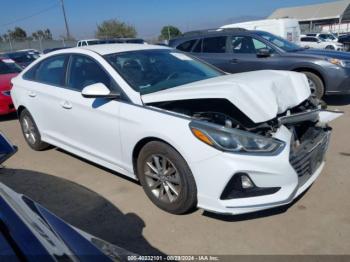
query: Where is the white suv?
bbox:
[77,39,103,47]
[10,44,341,215]
[299,36,344,50]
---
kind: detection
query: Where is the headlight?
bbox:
[189,121,285,155]
[326,58,350,67]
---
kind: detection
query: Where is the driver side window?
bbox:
[67,55,112,91]
[252,38,274,53]
[231,36,255,54]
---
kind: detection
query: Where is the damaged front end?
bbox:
[148,96,342,178]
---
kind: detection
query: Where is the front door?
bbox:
[56,54,124,169]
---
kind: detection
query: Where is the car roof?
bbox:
[170,29,263,42]
[76,43,171,55]
[78,39,99,42]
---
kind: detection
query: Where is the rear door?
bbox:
[20,54,70,139]
[189,36,233,72]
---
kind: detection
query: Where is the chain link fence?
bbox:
[0,39,77,53]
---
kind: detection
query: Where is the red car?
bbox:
[0,58,21,115]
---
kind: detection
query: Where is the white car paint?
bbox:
[10,44,340,215]
[142,70,310,123]
[298,36,344,50]
[221,18,301,43]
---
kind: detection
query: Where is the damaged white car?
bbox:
[11,44,342,215]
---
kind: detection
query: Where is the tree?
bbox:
[32,29,52,40]
[96,19,137,38]
[9,27,27,40]
[159,26,181,41]
[44,29,53,40]
[2,33,9,41]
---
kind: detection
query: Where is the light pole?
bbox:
[60,0,71,39]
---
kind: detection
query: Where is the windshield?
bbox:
[8,52,37,63]
[105,49,223,94]
[125,39,144,44]
[0,59,22,74]
[255,31,303,52]
[87,40,102,45]
[320,34,336,41]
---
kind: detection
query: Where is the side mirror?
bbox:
[81,83,120,99]
[256,48,271,58]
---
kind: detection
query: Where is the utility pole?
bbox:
[60,0,71,39]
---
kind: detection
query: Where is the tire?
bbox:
[19,109,50,151]
[301,71,325,99]
[325,45,335,50]
[137,141,197,214]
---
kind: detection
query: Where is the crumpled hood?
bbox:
[141,70,311,123]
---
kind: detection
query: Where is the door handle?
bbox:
[230,58,240,64]
[28,91,36,98]
[60,101,72,109]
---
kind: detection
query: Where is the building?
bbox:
[269,0,350,33]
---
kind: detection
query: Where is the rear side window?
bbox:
[177,40,197,52]
[67,55,112,91]
[192,39,202,53]
[202,36,227,53]
[35,55,67,86]
[301,37,317,42]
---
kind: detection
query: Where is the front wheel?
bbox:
[137,141,197,214]
[19,109,50,151]
[302,71,325,99]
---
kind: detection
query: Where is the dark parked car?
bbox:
[0,132,134,261]
[2,51,39,68]
[169,28,350,98]
[43,46,71,54]
[338,34,350,51]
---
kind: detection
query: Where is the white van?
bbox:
[221,18,301,43]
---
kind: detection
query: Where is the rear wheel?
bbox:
[325,45,335,50]
[301,71,325,99]
[137,141,197,214]
[19,109,50,151]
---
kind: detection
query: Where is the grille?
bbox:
[290,129,330,185]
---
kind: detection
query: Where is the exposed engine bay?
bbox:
[148,97,322,138]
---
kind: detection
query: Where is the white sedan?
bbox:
[10,44,341,215]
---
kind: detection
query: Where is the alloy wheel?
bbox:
[21,115,37,145]
[144,154,181,204]
[307,78,317,97]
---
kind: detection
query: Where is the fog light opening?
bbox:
[241,174,254,189]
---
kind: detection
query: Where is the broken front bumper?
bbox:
[191,109,338,215]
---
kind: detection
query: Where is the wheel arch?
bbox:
[17,105,27,117]
[132,137,183,179]
[292,67,326,90]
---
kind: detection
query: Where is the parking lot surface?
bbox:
[0,96,350,255]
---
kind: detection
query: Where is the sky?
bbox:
[0,0,341,39]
